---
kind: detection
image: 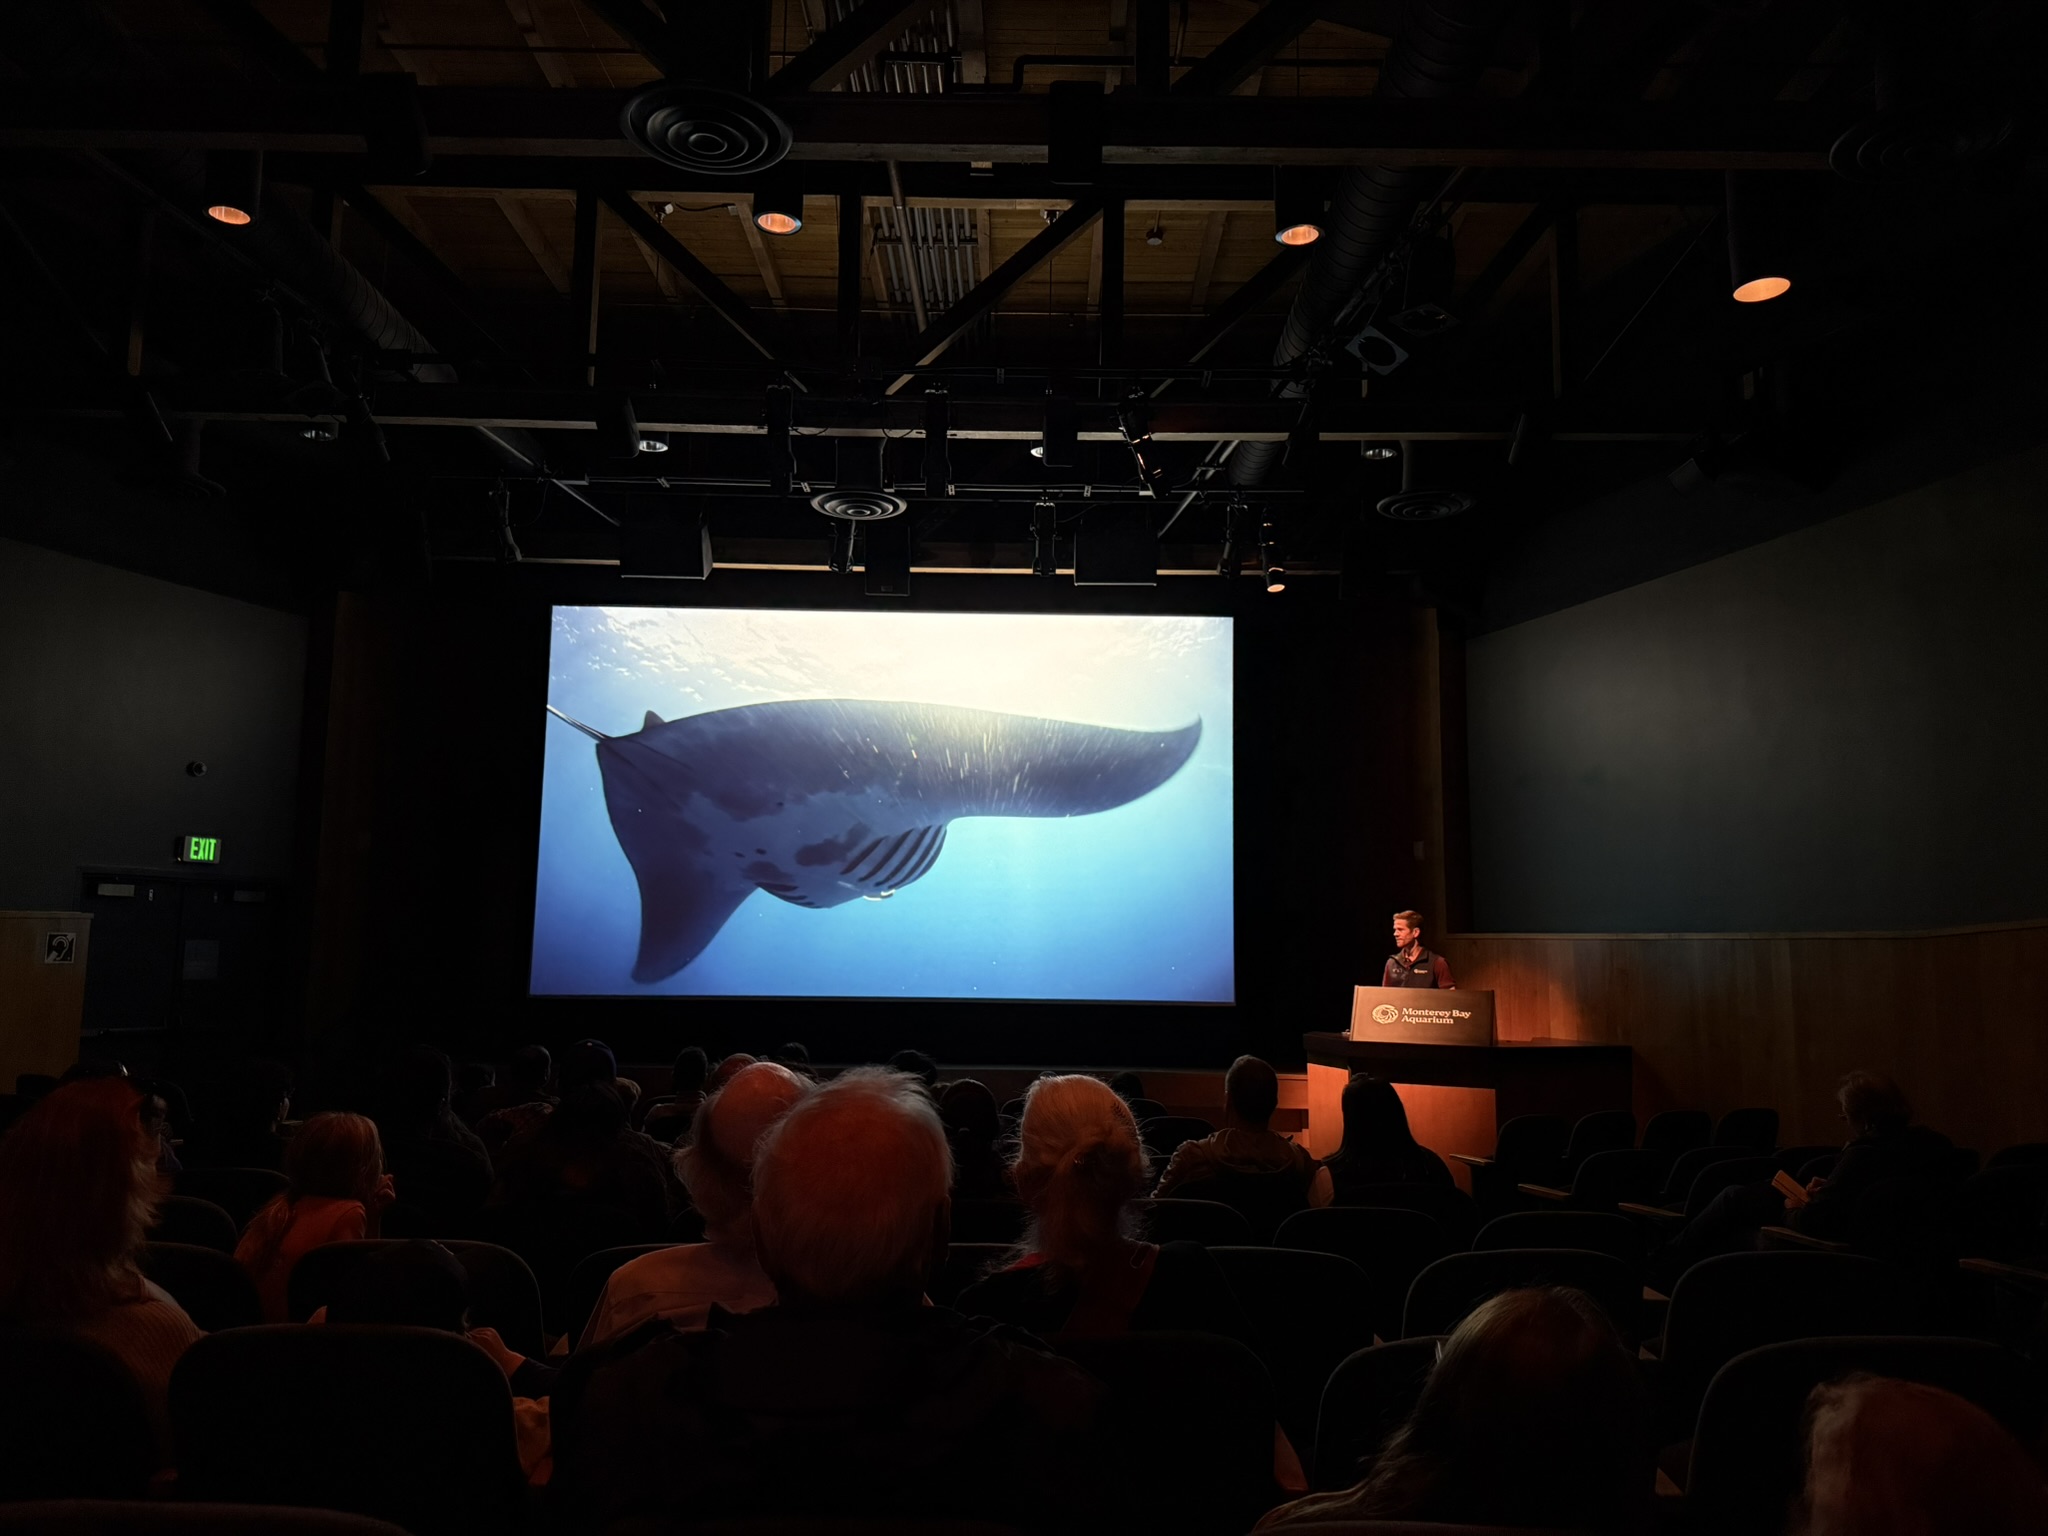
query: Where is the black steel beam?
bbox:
[571,187,600,387]
[1172,0,1324,97]
[1179,244,1311,368]
[769,0,933,95]
[600,190,800,383]
[580,0,688,77]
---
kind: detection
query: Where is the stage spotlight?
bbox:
[597,393,641,459]
[1217,503,1243,578]
[1726,172,1792,303]
[204,150,263,226]
[1273,166,1324,247]
[1117,396,1165,496]
[301,423,338,442]
[1259,518,1285,593]
[1361,442,1399,460]
[1031,500,1059,577]
[752,164,804,236]
[826,520,857,574]
[1040,390,1077,468]
[863,514,912,597]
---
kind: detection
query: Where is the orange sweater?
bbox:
[234,1195,369,1322]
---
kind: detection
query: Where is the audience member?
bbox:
[465,1046,554,1140]
[236,1112,396,1322]
[1259,1287,1653,1533]
[567,1068,1114,1530]
[1657,1071,1955,1280]
[325,1240,556,1484]
[183,1059,293,1171]
[450,1060,496,1125]
[639,1046,711,1141]
[139,1083,183,1173]
[489,1074,672,1246]
[887,1047,940,1088]
[478,1039,618,1151]
[580,1062,810,1348]
[705,1052,759,1093]
[959,1074,1250,1341]
[1107,1070,1145,1103]
[1793,1374,2048,1536]
[772,1041,814,1076]
[376,1047,493,1231]
[938,1077,1011,1200]
[0,1079,203,1456]
[1154,1055,1331,1206]
[1323,1075,1453,1197]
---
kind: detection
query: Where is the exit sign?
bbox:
[179,835,221,864]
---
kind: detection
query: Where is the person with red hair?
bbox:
[0,1078,203,1450]
[236,1111,396,1321]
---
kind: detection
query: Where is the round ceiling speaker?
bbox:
[621,84,793,176]
[1375,487,1476,521]
[1829,101,2017,184]
[810,488,908,521]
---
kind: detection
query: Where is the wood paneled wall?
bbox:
[1450,922,2048,1154]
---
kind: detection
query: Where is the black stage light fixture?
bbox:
[1031,500,1059,578]
[765,385,794,495]
[1217,501,1244,579]
[863,514,912,597]
[1259,518,1285,594]
[1725,172,1792,304]
[1073,506,1157,588]
[492,483,522,565]
[1039,390,1078,469]
[346,396,390,466]
[1273,166,1324,247]
[752,162,804,236]
[1116,396,1166,497]
[826,519,857,574]
[597,393,641,458]
[204,150,263,226]
[1048,80,1104,189]
[619,509,714,580]
[924,390,951,498]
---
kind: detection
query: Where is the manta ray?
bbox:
[549,698,1203,983]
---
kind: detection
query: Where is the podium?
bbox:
[1303,985,1631,1187]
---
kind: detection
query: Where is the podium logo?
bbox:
[1371,1003,1399,1025]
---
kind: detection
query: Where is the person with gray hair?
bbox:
[566,1067,1117,1531]
[578,1060,809,1348]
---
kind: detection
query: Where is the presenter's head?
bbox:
[1393,910,1425,951]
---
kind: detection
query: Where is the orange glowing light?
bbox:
[207,205,253,226]
[1275,223,1321,247]
[1732,275,1791,303]
[755,210,801,236]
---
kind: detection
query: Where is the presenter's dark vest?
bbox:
[1384,947,1446,988]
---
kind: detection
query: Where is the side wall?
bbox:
[0,538,308,908]
[1465,443,2048,933]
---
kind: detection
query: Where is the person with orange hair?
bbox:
[235,1111,396,1321]
[0,1078,204,1450]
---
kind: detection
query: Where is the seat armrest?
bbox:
[1642,1285,1670,1304]
[1517,1183,1570,1202]
[1617,1201,1682,1224]
[1959,1257,2048,1292]
[1447,1154,1494,1169]
[1760,1224,1849,1253]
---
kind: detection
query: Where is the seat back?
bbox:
[1474,1211,1645,1268]
[934,1242,1013,1308]
[172,1168,289,1231]
[1565,1148,1668,1210]
[1713,1107,1779,1151]
[139,1242,264,1332]
[1657,1252,1922,1439]
[1172,1167,1310,1244]
[1133,1197,1253,1247]
[947,1198,1028,1244]
[1211,1246,1377,1450]
[1330,1183,1479,1248]
[1276,1206,1449,1344]
[1988,1142,2048,1169]
[1404,1249,1639,1343]
[1125,1097,1168,1122]
[1492,1114,1571,1174]
[1054,1332,1275,1536]
[1658,1146,1756,1205]
[1642,1110,1712,1155]
[1562,1111,1637,1174]
[1685,1336,2048,1535]
[1957,1165,2048,1260]
[563,1242,678,1344]
[0,1503,412,1534]
[1140,1115,1216,1164]
[1683,1156,1779,1219]
[1312,1337,1443,1491]
[171,1325,526,1536]
[0,1327,153,1501]
[284,1239,545,1360]
[146,1195,238,1252]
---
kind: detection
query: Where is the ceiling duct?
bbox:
[621,85,793,176]
[1375,441,1477,521]
[1231,0,1510,490]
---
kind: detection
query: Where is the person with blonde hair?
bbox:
[0,1078,203,1452]
[957,1074,1248,1340]
[236,1111,395,1321]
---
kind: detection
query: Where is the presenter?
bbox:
[1382,909,1455,989]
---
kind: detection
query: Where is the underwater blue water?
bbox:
[530,606,1234,1001]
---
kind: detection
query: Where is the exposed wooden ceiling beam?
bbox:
[494,195,569,293]
[1181,244,1311,367]
[1171,0,1324,97]
[577,0,688,78]
[767,0,932,94]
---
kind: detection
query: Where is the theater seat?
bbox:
[1683,1336,2048,1534]
[563,1243,677,1344]
[139,1241,264,1332]
[948,1198,1028,1244]
[1518,1148,1668,1211]
[1450,1115,1569,1215]
[934,1243,1012,1308]
[171,1325,527,1536]
[1170,1168,1309,1244]
[1276,1207,1449,1343]
[1212,1246,1377,1451]
[1134,1197,1253,1247]
[1312,1336,1443,1491]
[0,1503,412,1534]
[1642,1110,1712,1155]
[0,1328,153,1502]
[1712,1107,1779,1152]
[1139,1115,1216,1164]
[285,1240,544,1361]
[172,1168,288,1231]
[1327,1183,1479,1248]
[145,1195,238,1253]
[1404,1249,1639,1343]
[1473,1211,1645,1269]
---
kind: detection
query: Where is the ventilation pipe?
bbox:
[1230,0,1509,488]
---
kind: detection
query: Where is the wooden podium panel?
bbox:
[1350,985,1495,1046]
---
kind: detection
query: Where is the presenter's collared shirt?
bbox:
[1381,946,1454,989]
